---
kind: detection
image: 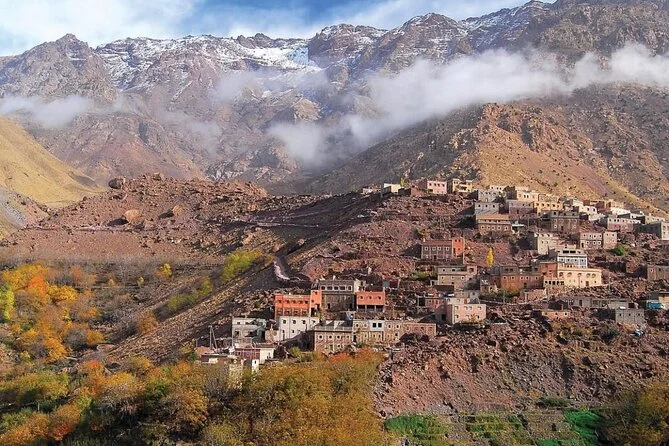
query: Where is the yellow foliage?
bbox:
[136,314,159,334]
[156,263,173,280]
[48,285,78,303]
[1,264,50,291]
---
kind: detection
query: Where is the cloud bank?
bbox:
[268,44,669,165]
[0,95,93,128]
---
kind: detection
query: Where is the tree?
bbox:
[486,247,495,268]
[0,285,15,322]
[604,383,669,445]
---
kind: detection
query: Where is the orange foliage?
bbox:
[0,412,49,446]
[48,403,82,441]
[1,264,50,291]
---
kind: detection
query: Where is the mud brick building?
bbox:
[646,265,669,281]
[306,320,437,353]
[550,246,588,268]
[443,300,486,325]
[528,231,560,255]
[314,278,363,312]
[603,216,637,233]
[476,214,512,234]
[435,264,478,290]
[420,237,465,260]
[578,231,617,250]
[546,211,580,234]
[355,291,386,312]
[415,179,448,195]
[447,178,473,195]
[506,199,535,216]
[639,221,669,241]
[556,265,602,288]
[614,309,646,325]
[493,265,544,292]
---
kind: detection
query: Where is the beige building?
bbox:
[435,264,478,290]
[447,178,474,195]
[444,301,486,325]
[579,231,618,250]
[476,214,513,234]
[528,231,560,255]
[556,265,602,288]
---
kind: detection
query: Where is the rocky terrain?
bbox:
[375,311,669,415]
[0,0,667,205]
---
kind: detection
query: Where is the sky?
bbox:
[0,0,533,56]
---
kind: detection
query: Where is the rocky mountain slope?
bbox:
[0,0,667,200]
[0,118,100,236]
[310,84,669,213]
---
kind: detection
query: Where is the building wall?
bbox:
[529,232,559,255]
[420,237,465,260]
[276,316,321,341]
[556,266,602,288]
[355,291,386,310]
[615,309,646,325]
[475,202,501,215]
[507,200,535,216]
[476,215,512,234]
[445,303,486,325]
[536,310,571,320]
[605,218,636,233]
[548,212,580,234]
[640,222,669,240]
[274,293,320,319]
[498,273,544,292]
[647,265,669,281]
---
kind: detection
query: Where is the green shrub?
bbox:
[610,245,628,256]
[156,276,215,319]
[599,326,620,344]
[537,396,571,408]
[220,250,267,283]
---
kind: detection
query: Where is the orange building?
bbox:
[274,290,322,319]
[355,291,386,311]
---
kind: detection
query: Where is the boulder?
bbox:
[168,205,183,217]
[122,209,142,225]
[108,177,126,189]
[152,172,165,181]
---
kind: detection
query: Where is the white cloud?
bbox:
[0,95,93,128]
[269,44,669,164]
[0,0,199,55]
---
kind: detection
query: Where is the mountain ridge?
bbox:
[0,0,668,209]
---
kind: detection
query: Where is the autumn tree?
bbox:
[486,247,494,268]
[604,383,669,445]
[0,284,15,321]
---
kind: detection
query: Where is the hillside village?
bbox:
[198,177,669,375]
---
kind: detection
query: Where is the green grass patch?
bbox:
[564,410,601,446]
[384,414,448,445]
